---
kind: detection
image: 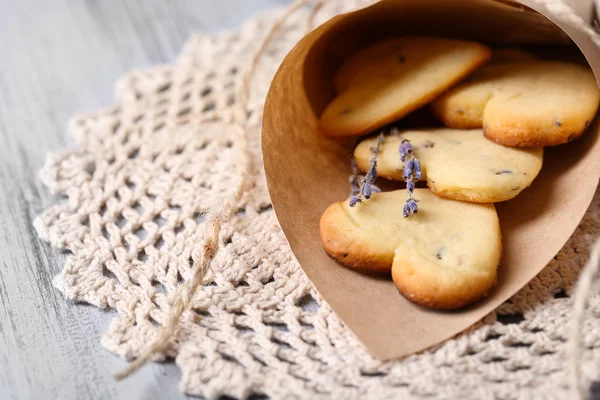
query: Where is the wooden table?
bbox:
[0,1,288,399]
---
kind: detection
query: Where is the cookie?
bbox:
[429,61,600,147]
[489,47,538,64]
[354,129,543,203]
[319,37,491,137]
[320,189,501,309]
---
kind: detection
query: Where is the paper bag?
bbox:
[262,0,600,359]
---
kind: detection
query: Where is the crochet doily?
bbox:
[35,1,600,399]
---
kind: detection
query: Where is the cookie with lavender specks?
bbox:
[354,128,543,203]
[429,61,600,147]
[320,189,502,310]
[319,37,491,137]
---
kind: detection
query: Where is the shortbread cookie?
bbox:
[354,129,543,203]
[430,61,600,147]
[489,47,537,64]
[320,189,501,309]
[319,37,491,137]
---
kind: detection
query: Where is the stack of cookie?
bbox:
[319,37,600,310]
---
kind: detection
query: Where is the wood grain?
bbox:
[0,1,288,399]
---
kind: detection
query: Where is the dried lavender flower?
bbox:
[348,132,384,207]
[407,180,415,195]
[399,140,413,162]
[398,137,421,218]
[403,198,419,217]
[407,198,419,214]
[369,159,378,181]
[402,202,411,218]
[346,131,422,215]
[403,158,414,180]
[363,183,372,199]
[414,158,422,180]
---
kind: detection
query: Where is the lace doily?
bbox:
[35,1,600,398]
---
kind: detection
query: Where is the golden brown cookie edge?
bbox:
[318,46,492,138]
[391,228,502,310]
[320,202,393,273]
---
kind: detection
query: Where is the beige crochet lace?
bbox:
[34,1,600,398]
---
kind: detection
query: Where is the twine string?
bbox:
[114,0,325,380]
[568,237,600,399]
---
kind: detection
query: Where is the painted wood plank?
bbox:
[0,1,289,399]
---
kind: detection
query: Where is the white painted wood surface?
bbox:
[0,1,289,399]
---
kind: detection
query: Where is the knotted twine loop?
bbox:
[114,0,327,380]
[569,238,600,400]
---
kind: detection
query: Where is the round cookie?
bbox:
[429,61,600,147]
[354,129,543,203]
[320,189,502,310]
[319,37,491,138]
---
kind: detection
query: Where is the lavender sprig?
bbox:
[348,133,383,207]
[348,158,363,197]
[399,139,421,218]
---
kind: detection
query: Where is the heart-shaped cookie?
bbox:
[430,61,600,147]
[320,189,501,309]
[354,129,543,203]
[319,37,490,137]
